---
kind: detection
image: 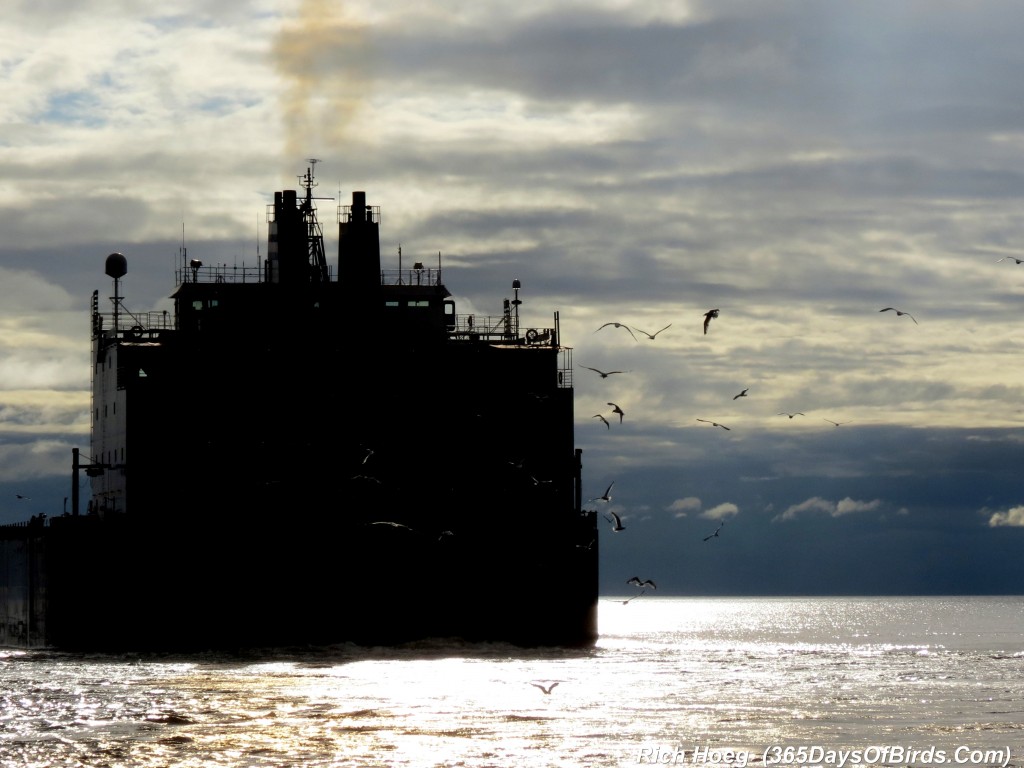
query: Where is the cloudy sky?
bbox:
[3,0,1023,595]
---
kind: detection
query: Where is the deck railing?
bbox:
[175,263,269,285]
[171,264,442,287]
[380,267,442,286]
[93,311,174,339]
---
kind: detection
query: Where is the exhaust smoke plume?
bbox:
[272,0,373,163]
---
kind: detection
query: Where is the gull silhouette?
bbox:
[626,576,657,589]
[369,521,453,543]
[590,481,615,502]
[778,412,805,419]
[593,414,610,429]
[621,589,646,605]
[608,402,625,423]
[15,494,30,500]
[632,324,672,340]
[823,418,851,427]
[530,681,561,695]
[605,511,626,532]
[703,309,719,335]
[879,307,918,324]
[696,418,731,431]
[733,389,749,400]
[595,322,637,341]
[703,522,725,542]
[996,256,1024,264]
[369,521,414,531]
[580,366,629,379]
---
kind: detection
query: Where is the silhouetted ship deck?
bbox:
[0,168,599,651]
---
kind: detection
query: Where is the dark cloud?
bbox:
[583,423,1024,593]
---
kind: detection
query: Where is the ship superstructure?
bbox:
[1,167,598,650]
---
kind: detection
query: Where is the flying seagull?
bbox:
[369,521,414,531]
[580,366,629,379]
[608,402,625,423]
[593,413,610,429]
[879,307,918,324]
[823,418,851,427]
[778,412,805,419]
[703,309,719,335]
[15,494,30,500]
[996,256,1024,264]
[626,577,657,589]
[696,418,731,431]
[595,322,637,341]
[590,481,615,502]
[632,324,672,340]
[703,522,725,542]
[530,681,561,694]
[733,388,749,400]
[369,521,453,542]
[605,511,626,532]
[621,589,646,605]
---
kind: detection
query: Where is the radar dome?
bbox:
[105,252,127,279]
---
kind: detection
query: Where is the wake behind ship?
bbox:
[0,168,598,651]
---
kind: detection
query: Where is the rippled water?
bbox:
[2,596,1022,767]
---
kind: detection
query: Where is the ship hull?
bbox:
[2,508,597,651]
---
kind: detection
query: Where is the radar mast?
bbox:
[301,159,330,283]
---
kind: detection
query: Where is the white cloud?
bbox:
[0,270,88,397]
[835,497,882,517]
[702,502,738,520]
[776,496,882,522]
[667,496,701,518]
[988,506,1024,527]
[776,497,832,521]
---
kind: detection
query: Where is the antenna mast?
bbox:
[180,221,186,276]
[300,158,330,283]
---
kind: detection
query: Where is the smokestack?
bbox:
[268,190,303,284]
[339,190,381,285]
[338,190,382,323]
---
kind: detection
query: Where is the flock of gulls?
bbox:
[516,257,1020,696]
[575,302,930,603]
